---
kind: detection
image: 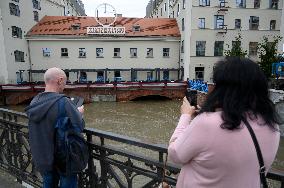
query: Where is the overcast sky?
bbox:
[81,0,149,18]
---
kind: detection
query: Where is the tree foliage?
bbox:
[258,35,282,78]
[224,33,248,57]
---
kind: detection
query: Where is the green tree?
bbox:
[224,33,248,57]
[258,35,282,78]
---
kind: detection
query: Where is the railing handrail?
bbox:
[85,127,168,153]
[0,81,186,87]
[0,108,27,118]
[0,81,187,92]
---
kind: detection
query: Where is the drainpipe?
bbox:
[178,39,181,80]
[27,40,32,82]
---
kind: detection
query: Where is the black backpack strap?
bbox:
[242,118,268,188]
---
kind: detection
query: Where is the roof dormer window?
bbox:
[71,23,81,30]
[132,25,141,32]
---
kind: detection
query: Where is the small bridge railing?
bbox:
[0,81,187,92]
[0,108,283,187]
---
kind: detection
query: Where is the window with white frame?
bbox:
[198,18,205,29]
[249,42,258,56]
[254,0,260,8]
[235,19,241,29]
[114,48,120,57]
[163,48,170,57]
[32,0,41,10]
[147,48,153,58]
[177,3,180,17]
[183,0,186,9]
[196,41,206,56]
[270,20,276,30]
[14,50,24,62]
[61,48,68,57]
[42,48,51,57]
[9,3,20,16]
[195,67,204,80]
[214,41,224,56]
[219,0,225,7]
[215,15,224,29]
[79,48,86,58]
[181,40,184,53]
[270,0,279,9]
[33,11,39,22]
[11,26,22,38]
[130,48,137,58]
[199,0,210,6]
[96,48,104,57]
[249,16,259,30]
[236,0,246,8]
[164,3,167,12]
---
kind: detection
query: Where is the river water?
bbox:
[6,99,284,171]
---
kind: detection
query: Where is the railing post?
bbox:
[100,137,108,188]
[85,133,98,188]
[157,152,164,185]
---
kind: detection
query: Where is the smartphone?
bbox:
[70,96,84,107]
[185,89,197,107]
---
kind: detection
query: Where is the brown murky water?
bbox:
[5,100,284,171]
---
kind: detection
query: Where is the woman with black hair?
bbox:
[168,57,280,188]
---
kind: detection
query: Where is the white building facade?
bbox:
[0,0,85,84]
[26,16,182,83]
[146,0,283,81]
[280,2,284,52]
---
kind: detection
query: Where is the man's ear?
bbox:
[57,78,62,85]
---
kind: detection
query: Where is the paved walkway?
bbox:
[0,170,24,188]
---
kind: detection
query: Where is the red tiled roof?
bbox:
[27,16,181,38]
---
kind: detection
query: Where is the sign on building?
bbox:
[87,27,126,35]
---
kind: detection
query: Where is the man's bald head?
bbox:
[44,67,67,93]
[44,67,66,84]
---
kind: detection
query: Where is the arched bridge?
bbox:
[0,82,187,105]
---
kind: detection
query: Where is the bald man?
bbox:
[25,67,84,188]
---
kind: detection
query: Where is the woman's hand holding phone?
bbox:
[181,97,200,118]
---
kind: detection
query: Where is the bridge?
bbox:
[0,81,187,105]
[0,108,284,187]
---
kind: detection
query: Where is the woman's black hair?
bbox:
[200,57,280,130]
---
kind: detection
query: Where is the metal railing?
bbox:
[0,108,283,187]
[0,81,187,92]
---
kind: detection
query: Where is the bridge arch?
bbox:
[4,92,37,105]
